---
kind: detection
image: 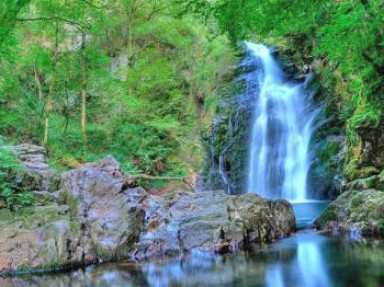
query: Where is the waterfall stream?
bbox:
[246,42,317,201]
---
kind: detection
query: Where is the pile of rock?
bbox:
[11,144,56,191]
[0,155,296,275]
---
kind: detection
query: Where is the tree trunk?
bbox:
[43,86,52,146]
[80,33,88,154]
[81,89,86,142]
[34,59,43,102]
[43,20,59,146]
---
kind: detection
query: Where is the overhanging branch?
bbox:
[16,17,87,31]
[79,0,108,9]
[123,174,195,191]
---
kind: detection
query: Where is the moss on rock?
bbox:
[316,189,384,235]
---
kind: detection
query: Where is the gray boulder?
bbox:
[132,191,295,259]
[0,156,144,274]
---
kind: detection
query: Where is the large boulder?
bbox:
[315,189,384,235]
[132,191,295,259]
[0,205,73,273]
[0,156,145,274]
[56,155,145,262]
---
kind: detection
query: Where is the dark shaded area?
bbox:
[203,44,260,194]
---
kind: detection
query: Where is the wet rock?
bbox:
[0,156,145,275]
[356,124,384,169]
[0,205,74,273]
[316,189,384,236]
[133,191,295,259]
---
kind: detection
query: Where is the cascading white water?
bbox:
[246,42,316,201]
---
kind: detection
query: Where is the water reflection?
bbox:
[265,233,331,287]
[3,232,384,287]
[296,237,330,287]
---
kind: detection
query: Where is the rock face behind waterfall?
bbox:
[0,156,295,275]
[203,49,257,194]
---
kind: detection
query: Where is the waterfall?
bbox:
[246,42,317,201]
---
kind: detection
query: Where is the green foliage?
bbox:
[316,140,342,185]
[348,102,381,130]
[316,204,337,227]
[0,0,233,182]
[0,139,34,209]
[0,0,32,45]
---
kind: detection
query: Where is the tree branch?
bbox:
[130,174,185,181]
[147,6,170,21]
[78,0,108,9]
[123,174,195,191]
[16,17,87,31]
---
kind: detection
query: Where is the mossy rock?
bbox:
[357,166,380,178]
[348,173,384,191]
[57,188,79,217]
[315,204,337,228]
[317,189,384,235]
[350,192,363,208]
[17,170,42,191]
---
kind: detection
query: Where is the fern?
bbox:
[0,139,34,209]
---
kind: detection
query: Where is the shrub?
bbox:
[0,139,34,210]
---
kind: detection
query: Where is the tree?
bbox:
[0,0,32,45]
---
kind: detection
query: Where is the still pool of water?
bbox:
[292,201,331,229]
[3,231,384,287]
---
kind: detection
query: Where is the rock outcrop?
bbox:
[316,189,384,236]
[133,191,295,259]
[0,156,295,275]
[0,156,144,274]
[11,144,57,192]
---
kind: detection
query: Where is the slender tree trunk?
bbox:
[80,33,87,153]
[125,2,136,99]
[43,85,52,146]
[126,1,136,68]
[34,59,43,102]
[43,20,59,146]
[81,89,86,142]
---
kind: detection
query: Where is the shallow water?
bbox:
[292,201,330,229]
[3,231,384,287]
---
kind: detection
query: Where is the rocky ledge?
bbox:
[0,154,295,275]
[11,144,58,192]
[316,189,384,236]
